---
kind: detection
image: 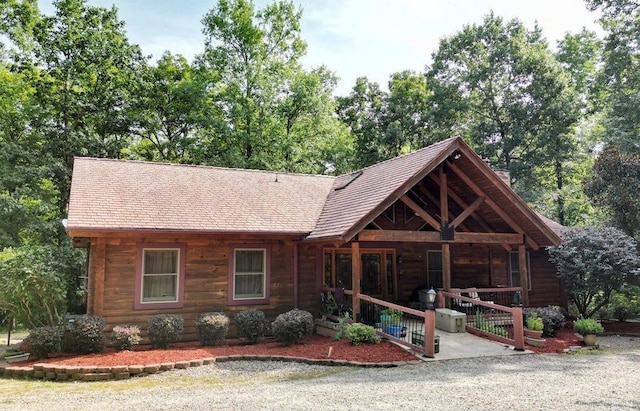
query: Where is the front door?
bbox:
[324,249,396,302]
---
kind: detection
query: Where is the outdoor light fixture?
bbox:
[513,291,522,306]
[426,288,437,310]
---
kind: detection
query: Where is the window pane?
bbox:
[235,274,264,298]
[335,253,352,289]
[236,250,264,273]
[144,250,177,274]
[143,274,176,301]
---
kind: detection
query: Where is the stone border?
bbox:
[0,356,422,382]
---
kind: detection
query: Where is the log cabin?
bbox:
[66,136,565,341]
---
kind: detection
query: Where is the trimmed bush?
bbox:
[111,325,141,351]
[524,306,566,336]
[271,309,314,346]
[147,314,184,349]
[235,310,266,344]
[65,315,105,354]
[27,326,62,359]
[574,318,604,336]
[196,312,229,346]
[346,323,380,345]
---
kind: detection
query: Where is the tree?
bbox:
[426,13,581,224]
[548,226,640,318]
[584,145,640,239]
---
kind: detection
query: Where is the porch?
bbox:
[320,286,526,358]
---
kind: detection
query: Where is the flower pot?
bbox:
[4,352,30,363]
[524,336,546,347]
[386,324,403,338]
[583,334,598,347]
[524,328,543,339]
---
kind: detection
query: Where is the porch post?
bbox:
[423,309,436,358]
[442,243,451,291]
[352,241,361,320]
[518,245,529,306]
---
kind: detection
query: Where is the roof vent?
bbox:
[334,171,362,190]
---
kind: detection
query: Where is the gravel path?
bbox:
[1,336,638,411]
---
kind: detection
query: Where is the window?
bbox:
[509,251,531,290]
[229,245,270,305]
[426,250,443,289]
[135,243,186,309]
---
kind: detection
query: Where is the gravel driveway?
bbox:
[2,336,638,411]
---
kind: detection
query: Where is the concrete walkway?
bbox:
[420,331,531,361]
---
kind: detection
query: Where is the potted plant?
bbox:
[380,308,403,337]
[573,318,604,346]
[524,314,544,339]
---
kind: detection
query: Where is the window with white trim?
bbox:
[509,251,531,290]
[135,243,185,310]
[233,248,266,300]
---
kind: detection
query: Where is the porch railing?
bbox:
[438,289,525,351]
[320,287,437,357]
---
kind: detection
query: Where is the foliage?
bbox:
[270,309,314,346]
[524,306,566,337]
[548,226,640,318]
[573,318,604,336]
[0,245,84,328]
[473,312,508,337]
[609,287,640,321]
[345,323,380,346]
[380,308,403,325]
[111,325,141,351]
[26,326,62,359]
[196,312,229,346]
[147,314,184,349]
[235,309,266,344]
[525,314,544,332]
[584,146,640,240]
[334,312,351,341]
[64,315,105,354]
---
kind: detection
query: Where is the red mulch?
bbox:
[22,335,418,367]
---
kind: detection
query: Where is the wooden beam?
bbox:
[351,242,361,319]
[519,245,529,306]
[92,238,106,317]
[447,160,538,249]
[440,166,448,225]
[400,195,441,231]
[442,243,451,291]
[449,196,485,229]
[454,232,523,244]
[359,229,440,242]
[416,185,472,232]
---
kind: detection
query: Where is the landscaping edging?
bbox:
[0,355,421,382]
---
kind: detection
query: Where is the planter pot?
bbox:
[386,325,403,338]
[4,352,30,363]
[524,336,546,347]
[583,334,598,347]
[524,328,543,339]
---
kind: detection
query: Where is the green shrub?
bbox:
[235,310,266,344]
[574,318,604,336]
[147,314,184,348]
[524,306,566,336]
[26,326,62,359]
[474,312,508,337]
[525,314,544,331]
[65,315,105,354]
[346,323,380,345]
[271,309,314,346]
[196,312,229,346]
[111,325,141,351]
[334,312,351,341]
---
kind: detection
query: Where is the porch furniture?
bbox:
[435,308,466,333]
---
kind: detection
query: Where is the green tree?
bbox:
[548,226,640,318]
[584,145,640,239]
[426,13,581,224]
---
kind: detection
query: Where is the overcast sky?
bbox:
[37,0,602,95]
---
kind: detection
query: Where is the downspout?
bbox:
[293,242,299,308]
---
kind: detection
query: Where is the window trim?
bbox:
[228,244,271,306]
[509,251,532,291]
[134,243,186,310]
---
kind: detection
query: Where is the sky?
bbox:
[37,0,602,96]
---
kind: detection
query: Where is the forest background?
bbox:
[1,0,639,327]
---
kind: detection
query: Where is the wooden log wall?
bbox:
[88,235,320,343]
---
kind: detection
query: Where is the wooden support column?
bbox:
[440,166,449,225]
[293,243,299,309]
[423,309,436,358]
[442,243,451,292]
[90,238,106,316]
[518,245,529,306]
[351,242,361,320]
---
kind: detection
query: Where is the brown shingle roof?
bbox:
[67,158,334,234]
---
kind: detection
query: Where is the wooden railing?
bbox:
[438,289,525,351]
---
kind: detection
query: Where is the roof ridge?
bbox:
[74,157,336,179]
